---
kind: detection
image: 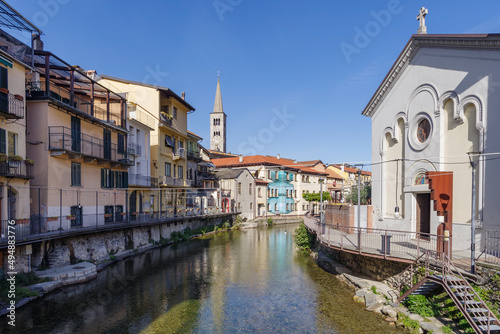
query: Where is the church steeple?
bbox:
[213,74,224,114]
[210,74,227,152]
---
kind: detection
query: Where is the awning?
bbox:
[0,55,13,68]
[164,135,174,147]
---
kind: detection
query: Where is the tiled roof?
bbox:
[325,169,343,180]
[299,160,323,167]
[212,155,328,176]
[187,130,202,140]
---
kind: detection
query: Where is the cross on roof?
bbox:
[417,7,428,34]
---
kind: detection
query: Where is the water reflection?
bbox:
[2,225,404,333]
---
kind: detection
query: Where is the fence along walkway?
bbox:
[303,213,450,263]
[397,251,500,334]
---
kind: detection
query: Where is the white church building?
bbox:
[363,14,500,254]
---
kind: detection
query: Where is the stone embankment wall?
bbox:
[5,215,235,273]
[318,243,407,283]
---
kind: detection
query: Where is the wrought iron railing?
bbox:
[481,230,500,265]
[128,143,142,156]
[186,149,201,160]
[0,92,24,118]
[48,126,134,165]
[0,161,34,179]
[172,148,185,160]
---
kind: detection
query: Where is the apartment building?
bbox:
[0,46,32,227]
[212,155,327,217]
[99,75,195,217]
[25,50,131,230]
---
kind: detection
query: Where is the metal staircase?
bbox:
[397,251,500,334]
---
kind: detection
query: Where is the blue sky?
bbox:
[6,0,500,167]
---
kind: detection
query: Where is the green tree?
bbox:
[302,191,331,202]
[345,184,371,205]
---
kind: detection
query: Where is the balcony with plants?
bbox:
[25,51,126,130]
[0,153,34,179]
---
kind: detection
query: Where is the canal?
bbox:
[3,224,404,333]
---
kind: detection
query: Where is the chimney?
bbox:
[277,154,280,160]
[32,32,43,51]
[181,92,185,100]
[239,155,243,163]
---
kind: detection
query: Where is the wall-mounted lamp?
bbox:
[394,206,400,219]
[153,160,158,169]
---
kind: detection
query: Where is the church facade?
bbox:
[363,33,500,251]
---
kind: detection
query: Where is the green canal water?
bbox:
[2,224,405,333]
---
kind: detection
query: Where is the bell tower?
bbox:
[210,74,227,152]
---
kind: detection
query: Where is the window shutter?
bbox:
[0,67,7,89]
[124,171,128,188]
[110,170,114,188]
[101,169,105,188]
[0,128,5,154]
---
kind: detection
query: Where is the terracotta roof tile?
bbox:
[212,155,328,176]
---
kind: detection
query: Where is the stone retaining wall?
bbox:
[318,243,407,282]
[2,215,236,273]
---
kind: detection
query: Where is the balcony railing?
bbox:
[160,176,185,187]
[172,148,185,160]
[48,126,134,165]
[160,113,173,126]
[129,174,158,187]
[27,80,124,129]
[198,171,215,180]
[128,143,142,156]
[0,161,34,179]
[186,149,201,160]
[0,92,24,119]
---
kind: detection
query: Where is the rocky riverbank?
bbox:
[314,251,456,334]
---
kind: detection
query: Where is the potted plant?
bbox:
[8,155,23,162]
[14,94,23,101]
[24,159,35,165]
[104,213,113,218]
[0,87,9,95]
[47,216,58,222]
[26,80,44,97]
[131,212,138,216]
[16,218,29,224]
[120,212,127,216]
[0,153,7,163]
[66,215,76,220]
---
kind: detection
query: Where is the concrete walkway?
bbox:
[33,261,97,292]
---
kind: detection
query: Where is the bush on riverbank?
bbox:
[293,224,315,251]
[0,272,47,303]
[169,221,236,243]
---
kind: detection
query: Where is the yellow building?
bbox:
[0,49,32,228]
[98,75,195,217]
[26,51,130,230]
